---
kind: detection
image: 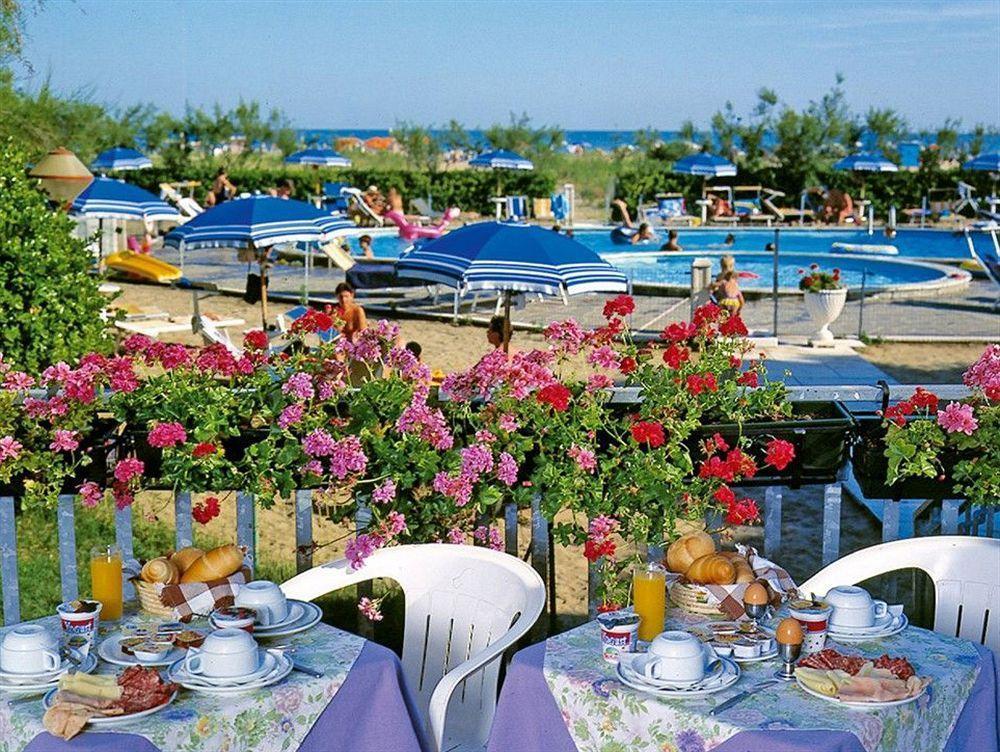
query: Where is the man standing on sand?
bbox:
[334,282,367,342]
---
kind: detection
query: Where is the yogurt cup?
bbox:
[597,611,640,664]
[788,599,832,655]
[56,600,102,658]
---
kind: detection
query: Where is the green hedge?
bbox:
[130,166,557,216]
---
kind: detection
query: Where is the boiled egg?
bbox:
[743,582,768,606]
[775,617,804,645]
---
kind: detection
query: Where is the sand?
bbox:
[859,342,988,384]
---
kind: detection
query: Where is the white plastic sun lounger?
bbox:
[340,187,384,226]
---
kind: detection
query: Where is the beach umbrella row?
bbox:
[91,147,153,172]
[71,177,179,221]
[833,151,899,173]
[284,148,352,167]
[672,152,737,178]
[469,149,534,171]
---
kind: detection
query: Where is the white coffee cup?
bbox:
[634,631,715,683]
[235,581,289,627]
[1,624,61,675]
[825,586,888,629]
[183,628,259,678]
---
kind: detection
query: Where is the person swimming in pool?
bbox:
[610,199,657,245]
[661,230,683,252]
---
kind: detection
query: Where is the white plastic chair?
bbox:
[281,544,546,752]
[800,536,1000,653]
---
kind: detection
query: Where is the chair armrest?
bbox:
[281,557,381,601]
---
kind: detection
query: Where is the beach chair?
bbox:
[340,186,384,226]
[281,544,545,752]
[643,193,697,226]
[800,536,1000,654]
[321,182,351,215]
[550,192,569,222]
[159,182,203,220]
[964,228,1000,308]
[506,195,528,221]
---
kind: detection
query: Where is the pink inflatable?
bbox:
[383,207,460,240]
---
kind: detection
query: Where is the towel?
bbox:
[146,567,250,622]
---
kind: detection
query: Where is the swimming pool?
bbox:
[354,226,970,293]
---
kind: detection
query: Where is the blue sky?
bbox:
[15,0,1000,130]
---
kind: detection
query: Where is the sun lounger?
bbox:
[643,194,697,226]
[115,314,245,338]
[158,183,203,220]
[964,228,1000,308]
[340,187,384,226]
[322,182,352,215]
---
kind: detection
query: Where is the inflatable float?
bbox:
[830,242,899,255]
[610,226,658,245]
[104,251,182,282]
[384,207,461,241]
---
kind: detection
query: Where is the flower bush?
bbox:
[879,345,1000,507]
[798,264,843,292]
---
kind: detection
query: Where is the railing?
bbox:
[1,385,995,631]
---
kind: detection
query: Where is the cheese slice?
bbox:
[58,673,122,700]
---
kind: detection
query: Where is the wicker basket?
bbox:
[669,581,748,618]
[133,580,175,618]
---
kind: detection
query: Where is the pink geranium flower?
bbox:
[937,402,978,435]
[0,436,23,464]
[49,430,80,453]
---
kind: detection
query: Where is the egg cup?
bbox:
[774,641,802,681]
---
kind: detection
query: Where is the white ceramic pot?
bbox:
[803,288,847,344]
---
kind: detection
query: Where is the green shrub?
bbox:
[0,139,113,371]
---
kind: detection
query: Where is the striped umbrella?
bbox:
[71,177,179,221]
[833,151,898,172]
[285,148,352,167]
[397,221,626,350]
[672,152,737,178]
[469,149,534,171]
[90,147,153,171]
[963,152,1000,172]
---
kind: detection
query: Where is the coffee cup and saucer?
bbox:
[168,628,292,694]
[617,631,740,697]
[0,624,96,691]
[824,586,906,641]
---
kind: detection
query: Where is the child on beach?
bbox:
[357,234,374,259]
[334,282,368,342]
[711,255,744,315]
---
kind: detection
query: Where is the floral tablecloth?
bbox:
[1,609,427,752]
[514,609,989,752]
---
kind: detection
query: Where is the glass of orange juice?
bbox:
[633,562,666,642]
[91,545,123,621]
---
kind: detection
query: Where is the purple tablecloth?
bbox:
[22,642,428,752]
[487,642,999,752]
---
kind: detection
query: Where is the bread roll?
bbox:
[140,557,179,585]
[180,544,244,583]
[685,554,737,585]
[169,546,204,574]
[665,532,716,574]
[719,552,755,583]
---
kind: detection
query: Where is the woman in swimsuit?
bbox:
[205,168,237,207]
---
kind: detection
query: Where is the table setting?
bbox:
[488,537,998,752]
[0,543,427,752]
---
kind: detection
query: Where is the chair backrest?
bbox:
[506,195,528,220]
[281,544,545,751]
[800,536,1000,653]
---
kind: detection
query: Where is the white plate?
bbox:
[828,614,909,642]
[254,602,304,631]
[0,649,87,683]
[170,651,277,687]
[618,654,726,690]
[43,687,177,725]
[98,634,186,668]
[795,673,927,709]
[0,654,97,693]
[244,600,322,639]
[617,657,740,698]
[168,651,292,696]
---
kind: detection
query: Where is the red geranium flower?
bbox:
[662,343,690,369]
[911,387,939,413]
[713,485,736,505]
[584,538,616,562]
[630,421,666,448]
[662,321,697,343]
[719,315,748,337]
[536,383,571,412]
[737,370,759,388]
[192,496,221,525]
[725,497,760,526]
[603,295,635,319]
[619,356,637,375]
[192,442,217,458]
[244,329,269,350]
[764,438,796,471]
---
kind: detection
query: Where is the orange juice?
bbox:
[91,546,123,621]
[633,563,666,641]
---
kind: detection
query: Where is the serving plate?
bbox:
[98,634,186,668]
[42,687,178,726]
[795,673,927,709]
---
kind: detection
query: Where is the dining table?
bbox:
[488,608,999,752]
[1,608,428,752]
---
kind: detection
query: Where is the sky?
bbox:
[14,0,1000,131]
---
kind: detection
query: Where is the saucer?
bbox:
[171,650,276,686]
[827,614,909,642]
[168,651,292,695]
[0,649,87,683]
[249,602,305,632]
[243,600,322,638]
[0,653,97,694]
[618,653,725,690]
[616,656,740,698]
[99,634,185,668]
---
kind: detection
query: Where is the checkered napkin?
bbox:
[667,545,797,620]
[145,568,251,622]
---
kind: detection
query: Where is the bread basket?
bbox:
[669,580,751,617]
[134,580,175,618]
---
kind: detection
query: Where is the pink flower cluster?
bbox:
[543,319,588,355]
[441,350,556,402]
[113,457,144,484]
[282,372,314,400]
[587,345,620,370]
[49,430,79,453]
[387,347,432,384]
[380,510,407,537]
[328,435,368,480]
[278,403,305,429]
[433,471,474,507]
[937,402,979,435]
[358,596,384,622]
[371,478,397,504]
[345,532,383,570]
[963,344,1000,400]
[396,396,454,450]
[568,445,597,473]
[460,444,494,477]
[78,481,103,508]
[474,525,504,551]
[0,436,23,464]
[147,421,187,448]
[497,452,518,486]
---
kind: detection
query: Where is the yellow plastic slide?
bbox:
[104,251,182,283]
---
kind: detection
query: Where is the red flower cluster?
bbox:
[662,321,697,343]
[693,302,723,331]
[737,370,759,387]
[630,421,666,447]
[719,315,748,337]
[699,448,758,482]
[291,309,335,334]
[686,372,718,396]
[702,432,729,455]
[663,343,690,369]
[192,442,217,458]
[603,295,635,319]
[911,387,939,413]
[764,438,796,471]
[619,356,637,375]
[584,538,616,562]
[192,496,221,525]
[243,329,269,351]
[713,485,760,525]
[536,383,572,412]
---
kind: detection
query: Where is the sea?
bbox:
[296,128,1000,154]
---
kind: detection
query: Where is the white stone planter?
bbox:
[803,288,848,345]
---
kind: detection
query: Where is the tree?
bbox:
[484,112,563,156]
[391,121,440,171]
[0,139,113,370]
[864,107,907,157]
[440,120,471,153]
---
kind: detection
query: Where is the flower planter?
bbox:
[690,401,853,487]
[0,422,115,500]
[850,413,961,500]
[803,288,847,345]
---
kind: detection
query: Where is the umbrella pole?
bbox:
[304,242,310,304]
[97,218,103,269]
[502,289,512,354]
[256,242,270,330]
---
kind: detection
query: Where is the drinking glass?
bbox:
[91,545,123,621]
[633,562,667,642]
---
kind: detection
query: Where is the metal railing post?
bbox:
[772,229,780,336]
[857,268,867,340]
